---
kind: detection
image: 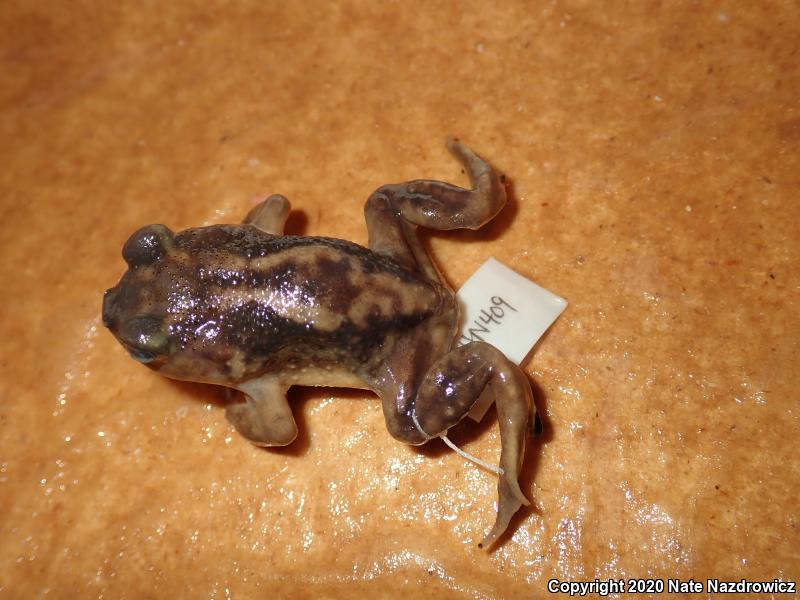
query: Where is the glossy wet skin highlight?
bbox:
[103,139,536,548]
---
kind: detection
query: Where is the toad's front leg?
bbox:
[412,342,534,549]
[225,376,297,446]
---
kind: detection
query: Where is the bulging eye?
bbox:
[122,224,174,267]
[129,348,157,363]
[120,314,169,361]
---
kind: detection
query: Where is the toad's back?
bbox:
[152,225,445,378]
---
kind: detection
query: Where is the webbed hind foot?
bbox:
[407,341,534,549]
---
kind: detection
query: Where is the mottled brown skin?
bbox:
[102,139,534,548]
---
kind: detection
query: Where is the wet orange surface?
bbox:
[1,1,799,597]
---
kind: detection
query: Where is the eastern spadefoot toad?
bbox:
[102,139,535,548]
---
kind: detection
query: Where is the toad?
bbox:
[102,139,534,548]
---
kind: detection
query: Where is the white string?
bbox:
[411,411,504,476]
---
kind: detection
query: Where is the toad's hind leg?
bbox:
[365,138,506,282]
[413,341,533,549]
[244,194,291,234]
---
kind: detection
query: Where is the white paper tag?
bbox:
[456,257,567,422]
